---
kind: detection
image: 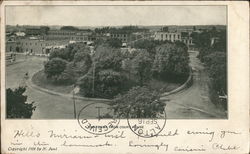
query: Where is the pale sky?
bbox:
[6,6,227,26]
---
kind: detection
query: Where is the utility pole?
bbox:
[95,106,103,121]
[73,84,76,119]
[92,62,95,97]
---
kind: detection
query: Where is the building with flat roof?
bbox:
[154,31,193,47]
[6,38,69,55]
[45,30,92,42]
[110,32,133,43]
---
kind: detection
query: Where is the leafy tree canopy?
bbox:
[93,46,123,71]
[60,26,79,31]
[7,87,36,118]
[79,69,126,98]
[44,57,68,78]
[106,38,122,48]
[112,86,166,118]
[131,51,153,86]
[152,42,190,81]
[49,43,90,62]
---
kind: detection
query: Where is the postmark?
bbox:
[127,110,167,138]
[77,102,120,135]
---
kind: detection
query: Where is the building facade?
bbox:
[154,31,193,46]
[110,32,133,43]
[6,38,68,55]
[154,32,182,42]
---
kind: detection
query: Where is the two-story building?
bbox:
[154,31,194,47]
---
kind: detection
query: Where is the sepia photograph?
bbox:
[1,1,249,154]
[5,5,227,119]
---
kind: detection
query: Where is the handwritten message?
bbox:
[5,121,243,153]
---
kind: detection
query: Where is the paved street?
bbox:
[6,51,227,119]
[6,55,103,119]
[162,50,227,119]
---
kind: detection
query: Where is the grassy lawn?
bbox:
[32,70,74,94]
[32,70,183,97]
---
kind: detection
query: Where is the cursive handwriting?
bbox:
[186,128,215,142]
[61,141,113,147]
[33,141,49,146]
[156,129,179,137]
[174,145,206,152]
[48,130,97,139]
[129,141,169,151]
[220,130,241,139]
[104,131,125,138]
[212,143,240,150]
[13,129,40,138]
[11,140,22,146]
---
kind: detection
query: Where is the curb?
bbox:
[28,70,111,103]
[160,69,193,97]
[30,68,192,102]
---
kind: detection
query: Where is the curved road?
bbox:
[6,55,104,119]
[6,52,226,119]
[162,50,227,119]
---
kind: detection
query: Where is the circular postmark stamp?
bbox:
[127,110,167,138]
[77,102,120,135]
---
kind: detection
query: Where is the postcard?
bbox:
[1,1,249,154]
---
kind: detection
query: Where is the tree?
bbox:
[204,52,227,94]
[95,69,126,98]
[60,26,79,31]
[49,43,90,62]
[44,58,67,78]
[79,69,126,98]
[111,86,166,118]
[132,40,160,56]
[55,62,76,84]
[162,26,169,32]
[152,42,190,82]
[131,51,152,86]
[7,87,36,118]
[49,48,71,61]
[73,50,92,76]
[93,46,123,71]
[106,38,122,48]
